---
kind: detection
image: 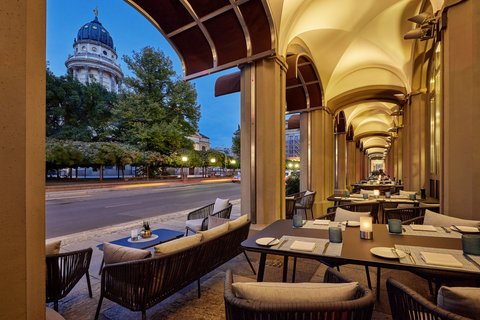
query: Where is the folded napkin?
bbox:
[350,194,363,198]
[391,195,409,199]
[420,252,463,268]
[313,219,330,225]
[290,240,316,252]
[410,225,437,232]
[452,225,479,233]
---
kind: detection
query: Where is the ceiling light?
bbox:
[408,12,431,24]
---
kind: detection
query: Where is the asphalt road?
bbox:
[46,182,241,238]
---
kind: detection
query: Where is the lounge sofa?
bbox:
[95,215,251,320]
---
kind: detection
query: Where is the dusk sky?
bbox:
[46,0,240,149]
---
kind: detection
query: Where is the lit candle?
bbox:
[373,189,380,198]
[360,216,373,239]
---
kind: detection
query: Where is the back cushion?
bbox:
[233,281,359,304]
[46,240,62,255]
[335,207,370,222]
[424,209,480,227]
[208,215,230,229]
[360,189,374,195]
[229,214,249,230]
[213,198,230,214]
[154,233,202,255]
[399,190,417,196]
[200,222,229,241]
[437,286,480,319]
[103,243,151,265]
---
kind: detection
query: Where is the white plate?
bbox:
[256,237,280,246]
[341,221,360,227]
[370,247,406,259]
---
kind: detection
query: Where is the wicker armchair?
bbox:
[224,267,375,320]
[185,202,232,235]
[46,247,93,311]
[386,278,470,320]
[290,191,316,220]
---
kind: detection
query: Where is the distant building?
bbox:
[65,10,123,92]
[286,115,300,159]
[188,133,210,151]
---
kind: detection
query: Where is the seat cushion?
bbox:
[185,218,205,232]
[424,209,480,227]
[334,207,370,222]
[154,233,202,255]
[229,214,249,230]
[103,243,151,265]
[400,190,417,196]
[46,240,62,255]
[232,281,359,304]
[437,286,480,319]
[360,189,375,195]
[213,198,230,214]
[199,222,229,241]
[208,215,230,229]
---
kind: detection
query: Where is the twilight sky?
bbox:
[46,0,240,149]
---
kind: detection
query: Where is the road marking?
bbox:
[47,195,91,201]
[104,203,138,208]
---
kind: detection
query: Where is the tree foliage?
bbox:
[232,125,240,158]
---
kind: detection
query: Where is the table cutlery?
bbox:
[322,241,330,254]
[276,239,287,249]
[451,225,462,232]
[441,226,451,233]
[463,254,480,270]
[266,238,278,246]
[402,227,407,233]
[391,248,400,259]
[404,247,416,264]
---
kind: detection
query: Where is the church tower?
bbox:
[65,9,123,92]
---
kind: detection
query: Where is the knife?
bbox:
[276,238,287,250]
[322,241,330,254]
[464,254,480,270]
[441,226,451,233]
[266,238,278,246]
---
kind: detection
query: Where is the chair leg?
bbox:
[292,257,297,283]
[243,251,256,275]
[376,267,382,300]
[427,280,434,296]
[365,266,372,289]
[94,295,103,320]
[142,310,147,320]
[54,301,59,312]
[86,270,93,298]
[197,279,201,298]
[185,228,189,236]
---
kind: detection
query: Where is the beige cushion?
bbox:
[199,222,229,241]
[213,198,230,214]
[232,281,359,304]
[208,215,230,229]
[46,307,66,320]
[399,190,417,196]
[334,207,370,222]
[360,189,375,195]
[154,233,202,254]
[424,209,480,228]
[437,286,480,319]
[46,240,62,255]
[103,243,151,265]
[229,214,249,230]
[185,218,204,232]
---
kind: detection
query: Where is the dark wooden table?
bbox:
[96,228,184,272]
[242,220,480,282]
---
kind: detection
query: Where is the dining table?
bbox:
[242,220,480,283]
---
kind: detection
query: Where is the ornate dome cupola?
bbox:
[65,8,123,92]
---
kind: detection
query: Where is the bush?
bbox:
[286,172,300,195]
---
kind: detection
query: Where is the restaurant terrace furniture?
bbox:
[224,268,375,320]
[386,278,470,320]
[95,219,251,320]
[185,201,232,235]
[285,196,298,219]
[291,190,316,219]
[322,202,380,224]
[46,248,93,311]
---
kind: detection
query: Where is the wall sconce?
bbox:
[360,216,373,240]
[404,12,438,41]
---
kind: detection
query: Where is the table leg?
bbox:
[257,253,267,282]
[282,256,289,282]
[98,258,104,275]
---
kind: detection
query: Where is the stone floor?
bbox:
[48,200,435,319]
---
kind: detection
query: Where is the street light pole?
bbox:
[181,156,188,182]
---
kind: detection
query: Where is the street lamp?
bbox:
[287,162,293,169]
[181,156,188,181]
[210,158,216,177]
[294,163,300,169]
[230,159,237,175]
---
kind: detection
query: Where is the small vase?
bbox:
[141,229,152,238]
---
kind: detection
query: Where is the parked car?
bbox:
[232,172,241,183]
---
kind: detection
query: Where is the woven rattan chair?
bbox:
[321,202,380,224]
[386,278,470,320]
[185,202,232,235]
[292,191,316,220]
[46,247,93,311]
[224,267,375,320]
[285,195,300,219]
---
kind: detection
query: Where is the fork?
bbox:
[403,247,416,264]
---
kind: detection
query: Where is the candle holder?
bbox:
[373,190,380,199]
[360,216,373,240]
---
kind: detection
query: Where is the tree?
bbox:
[112,47,200,154]
[232,125,240,158]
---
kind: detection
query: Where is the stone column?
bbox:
[441,0,480,219]
[240,57,286,224]
[334,132,347,192]
[0,0,46,318]
[396,127,404,185]
[346,140,356,190]
[355,146,363,181]
[299,112,310,192]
